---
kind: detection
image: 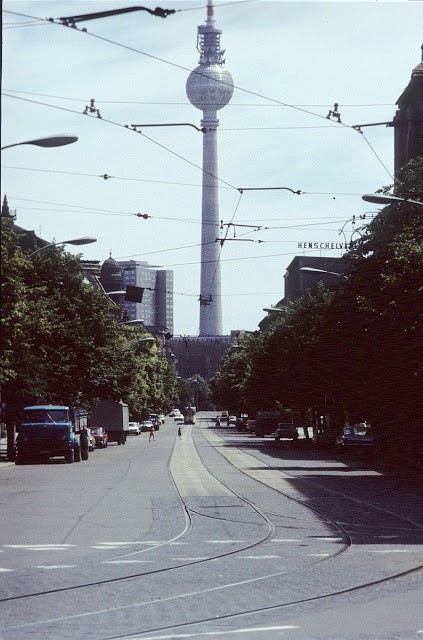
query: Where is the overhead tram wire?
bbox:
[4,10,393,178]
[2,92,238,192]
[4,8,358,125]
[2,90,395,109]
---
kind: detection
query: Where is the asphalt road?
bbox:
[0,413,422,640]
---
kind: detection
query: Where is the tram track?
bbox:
[1,419,421,640]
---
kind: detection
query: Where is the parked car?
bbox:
[274,422,299,441]
[228,416,237,426]
[336,424,375,450]
[90,427,108,448]
[220,411,229,423]
[86,427,95,451]
[246,420,256,434]
[140,420,154,432]
[149,414,160,430]
[236,415,249,432]
[128,422,141,436]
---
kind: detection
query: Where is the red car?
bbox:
[90,427,108,448]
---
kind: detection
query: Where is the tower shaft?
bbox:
[186,0,234,336]
[200,111,222,335]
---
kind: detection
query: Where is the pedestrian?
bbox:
[177,427,182,438]
[149,425,155,441]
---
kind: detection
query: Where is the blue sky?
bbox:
[2,0,422,336]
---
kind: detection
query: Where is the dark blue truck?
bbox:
[15,405,89,464]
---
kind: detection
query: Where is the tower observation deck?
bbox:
[186,0,234,336]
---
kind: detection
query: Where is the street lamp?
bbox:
[1,135,78,151]
[29,236,96,257]
[300,267,348,279]
[263,306,287,313]
[119,319,146,326]
[362,193,423,207]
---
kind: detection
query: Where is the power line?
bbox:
[3,10,394,178]
[2,89,394,109]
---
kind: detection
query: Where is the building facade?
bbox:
[118,260,174,335]
[394,46,423,175]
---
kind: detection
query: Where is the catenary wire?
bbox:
[3,9,393,180]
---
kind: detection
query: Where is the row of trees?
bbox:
[1,218,179,427]
[210,158,423,468]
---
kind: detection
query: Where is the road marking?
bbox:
[172,557,209,561]
[238,555,281,560]
[103,560,152,564]
[127,625,299,638]
[3,544,75,551]
[271,538,303,543]
[205,540,244,544]
[35,565,77,569]
[0,567,13,572]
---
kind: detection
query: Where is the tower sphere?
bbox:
[186,64,234,111]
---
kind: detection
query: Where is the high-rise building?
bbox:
[118,260,174,335]
[186,0,234,336]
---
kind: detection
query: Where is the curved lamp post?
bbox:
[119,319,146,326]
[362,193,423,207]
[29,236,96,257]
[300,267,348,279]
[1,135,78,151]
[263,306,287,313]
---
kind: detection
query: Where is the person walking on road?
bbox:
[149,425,155,441]
[177,427,182,438]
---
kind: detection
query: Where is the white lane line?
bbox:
[172,557,209,561]
[3,544,75,551]
[237,555,281,560]
[0,567,13,572]
[205,540,244,544]
[271,538,303,543]
[36,565,77,569]
[103,560,152,564]
[122,626,299,639]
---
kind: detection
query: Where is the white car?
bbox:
[140,420,154,432]
[128,422,141,436]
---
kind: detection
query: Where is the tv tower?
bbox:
[186,0,234,336]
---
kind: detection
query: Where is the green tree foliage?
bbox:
[1,219,178,424]
[211,158,422,468]
[177,374,210,410]
[210,333,264,413]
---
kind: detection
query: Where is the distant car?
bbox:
[86,427,95,451]
[159,413,165,424]
[246,420,256,434]
[236,415,249,432]
[174,413,184,422]
[140,420,154,432]
[221,411,229,423]
[336,424,375,450]
[149,414,160,430]
[128,422,141,436]
[90,427,108,448]
[274,422,299,441]
[169,409,180,417]
[228,416,237,426]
